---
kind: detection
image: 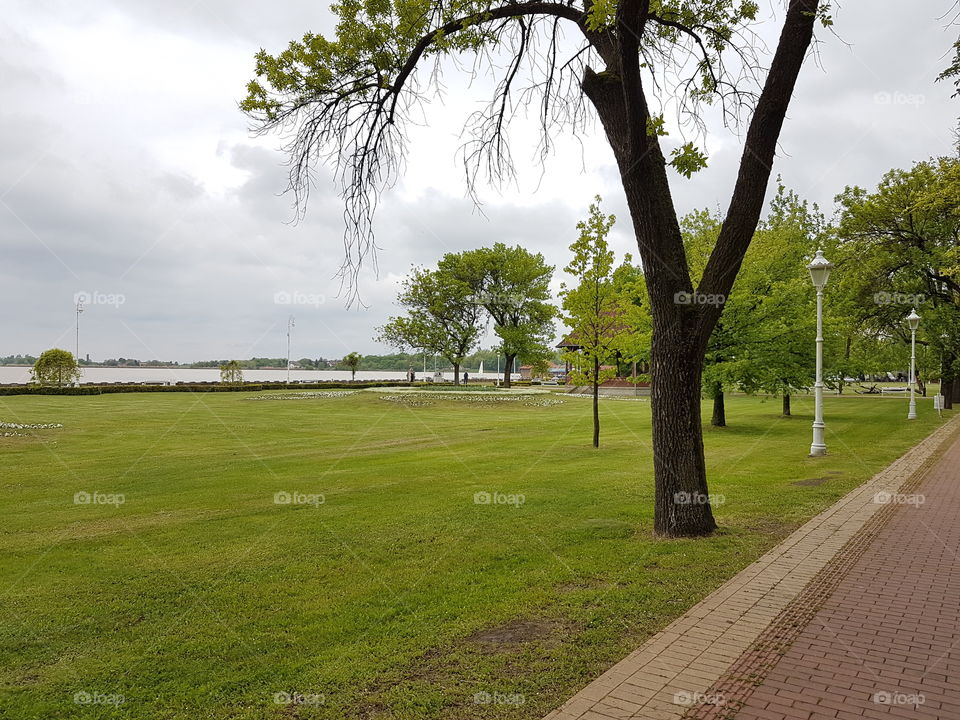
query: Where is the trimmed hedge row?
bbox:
[0,381,421,396]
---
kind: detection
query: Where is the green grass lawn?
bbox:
[0,389,949,719]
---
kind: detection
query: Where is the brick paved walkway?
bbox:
[731,434,960,720]
[542,416,960,720]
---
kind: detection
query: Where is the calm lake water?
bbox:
[0,367,506,385]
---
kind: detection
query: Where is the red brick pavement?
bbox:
[733,436,960,720]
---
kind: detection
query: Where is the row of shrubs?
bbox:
[0,381,421,396]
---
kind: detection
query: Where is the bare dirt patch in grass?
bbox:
[792,471,844,487]
[467,618,574,649]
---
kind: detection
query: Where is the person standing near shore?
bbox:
[463,371,468,385]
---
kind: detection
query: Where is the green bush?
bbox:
[0,386,102,396]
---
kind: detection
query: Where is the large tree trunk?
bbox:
[453,361,460,386]
[710,381,726,427]
[782,393,791,416]
[580,0,817,537]
[593,355,600,448]
[503,353,515,388]
[651,337,716,536]
[581,69,717,537]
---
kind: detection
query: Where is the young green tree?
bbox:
[342,352,363,381]
[244,0,824,536]
[560,197,640,447]
[528,356,552,380]
[440,244,556,388]
[732,187,820,417]
[219,360,244,385]
[31,349,80,388]
[376,266,485,385]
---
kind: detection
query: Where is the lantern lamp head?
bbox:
[807,249,833,290]
[906,308,921,332]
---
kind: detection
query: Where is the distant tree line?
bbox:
[341,348,556,373]
[0,355,38,366]
[2,351,537,372]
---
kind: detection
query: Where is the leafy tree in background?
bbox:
[342,352,363,381]
[610,261,654,379]
[560,197,641,447]
[31,349,80,388]
[753,186,823,415]
[440,244,555,389]
[219,360,244,385]
[735,185,821,416]
[243,0,825,536]
[679,184,819,426]
[832,156,960,407]
[376,265,485,385]
[528,356,552,380]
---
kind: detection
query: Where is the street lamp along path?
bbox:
[906,309,921,421]
[807,249,833,457]
[75,299,84,386]
[287,315,295,385]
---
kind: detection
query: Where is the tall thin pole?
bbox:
[908,326,917,420]
[810,288,827,456]
[75,299,84,382]
[286,315,295,384]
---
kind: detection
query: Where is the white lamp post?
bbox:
[906,308,921,420]
[807,249,833,456]
[75,298,84,384]
[286,315,295,384]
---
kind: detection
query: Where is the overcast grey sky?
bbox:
[1,1,957,362]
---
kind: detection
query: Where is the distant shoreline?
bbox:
[0,364,485,372]
[0,366,510,385]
